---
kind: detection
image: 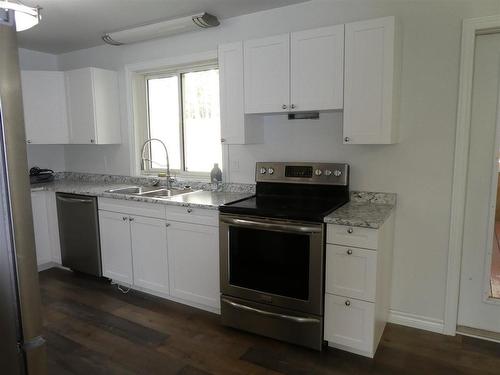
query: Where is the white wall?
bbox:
[18,48,66,171]
[50,0,500,326]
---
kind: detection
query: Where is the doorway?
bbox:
[457,31,500,334]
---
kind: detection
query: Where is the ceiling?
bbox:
[16,0,308,54]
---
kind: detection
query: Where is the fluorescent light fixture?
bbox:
[102,12,220,46]
[0,0,41,31]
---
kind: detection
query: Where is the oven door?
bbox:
[219,214,324,315]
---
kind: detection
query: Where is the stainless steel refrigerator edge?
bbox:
[0,15,47,375]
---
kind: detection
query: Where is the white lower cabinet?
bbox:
[324,294,375,353]
[97,198,220,312]
[130,216,169,294]
[324,213,395,358]
[31,191,52,266]
[167,220,219,308]
[326,245,377,302]
[31,190,61,269]
[99,211,133,285]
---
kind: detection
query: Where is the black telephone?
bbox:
[29,166,54,184]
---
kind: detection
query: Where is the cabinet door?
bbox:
[167,221,220,308]
[324,294,375,354]
[244,34,290,114]
[66,68,96,144]
[291,25,344,111]
[21,71,69,144]
[326,245,377,302]
[92,68,121,144]
[130,216,169,294]
[31,191,52,266]
[219,42,244,144]
[99,210,133,284]
[45,191,62,264]
[344,16,397,144]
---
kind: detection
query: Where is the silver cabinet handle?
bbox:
[122,216,128,221]
[344,137,350,143]
[57,196,93,204]
[221,138,226,143]
[282,104,288,110]
[347,227,353,234]
[345,300,351,307]
[129,217,134,221]
[221,216,322,234]
[187,208,193,213]
[347,249,353,255]
[27,139,32,144]
[222,298,319,324]
[165,223,171,227]
[90,139,95,143]
[290,104,296,109]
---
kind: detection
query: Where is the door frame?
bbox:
[445,14,500,335]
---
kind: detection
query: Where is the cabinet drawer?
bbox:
[327,224,378,249]
[326,245,377,302]
[98,198,166,219]
[165,205,218,227]
[324,294,375,353]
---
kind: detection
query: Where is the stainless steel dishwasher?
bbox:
[56,193,102,276]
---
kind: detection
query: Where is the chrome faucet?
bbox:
[140,138,172,189]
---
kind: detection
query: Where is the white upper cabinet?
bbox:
[218,42,263,144]
[290,25,344,112]
[21,71,69,144]
[65,67,121,145]
[243,27,345,114]
[244,34,290,114]
[343,16,400,144]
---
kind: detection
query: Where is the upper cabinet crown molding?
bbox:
[66,67,122,145]
[21,71,69,145]
[343,16,400,144]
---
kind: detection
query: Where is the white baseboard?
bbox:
[37,262,59,272]
[388,309,444,334]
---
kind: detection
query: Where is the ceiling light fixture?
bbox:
[102,12,220,46]
[0,0,41,31]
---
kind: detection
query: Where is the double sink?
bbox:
[106,185,200,198]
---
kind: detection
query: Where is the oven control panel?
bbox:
[255,162,349,185]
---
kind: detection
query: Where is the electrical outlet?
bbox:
[231,159,240,171]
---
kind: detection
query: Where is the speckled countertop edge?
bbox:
[32,173,396,225]
[324,191,397,229]
[31,180,254,210]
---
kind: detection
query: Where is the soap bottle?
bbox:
[210,163,222,183]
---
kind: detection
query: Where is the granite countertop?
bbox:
[324,191,397,229]
[31,180,254,210]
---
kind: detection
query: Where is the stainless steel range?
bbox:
[219,162,349,350]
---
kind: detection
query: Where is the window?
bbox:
[145,65,221,174]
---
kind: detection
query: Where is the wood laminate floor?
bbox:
[40,268,500,375]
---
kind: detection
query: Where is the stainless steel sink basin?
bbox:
[106,186,161,195]
[139,188,199,198]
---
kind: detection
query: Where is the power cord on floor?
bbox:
[110,280,131,294]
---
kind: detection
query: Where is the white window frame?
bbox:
[130,57,220,179]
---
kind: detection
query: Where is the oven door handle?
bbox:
[222,298,320,324]
[220,217,322,233]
